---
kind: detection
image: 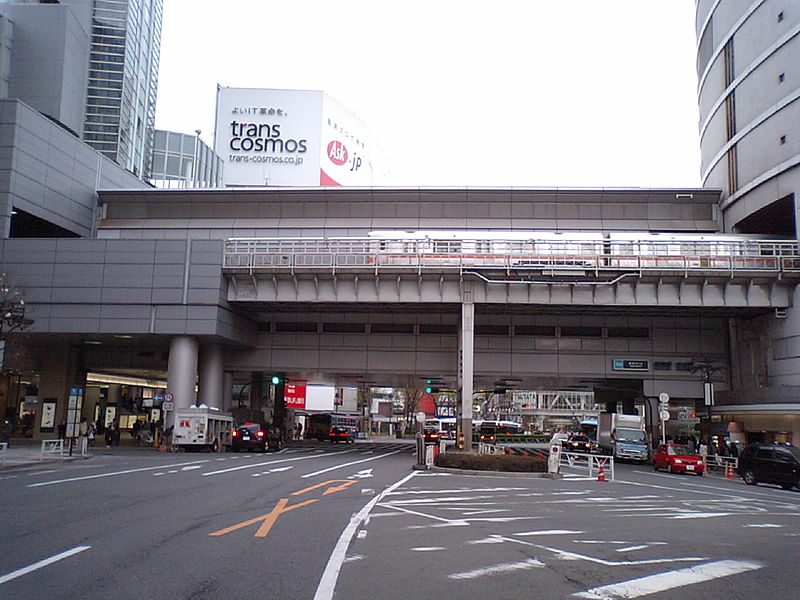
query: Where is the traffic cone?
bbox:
[725,463,735,480]
[597,461,607,482]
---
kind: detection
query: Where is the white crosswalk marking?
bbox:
[573,560,763,599]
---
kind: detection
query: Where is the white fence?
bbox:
[561,451,615,480]
[40,439,64,460]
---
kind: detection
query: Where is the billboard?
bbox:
[214,87,373,187]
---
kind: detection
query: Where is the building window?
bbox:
[275,322,318,333]
[607,327,650,339]
[369,323,414,334]
[514,325,556,337]
[654,361,673,372]
[322,323,366,334]
[475,325,509,336]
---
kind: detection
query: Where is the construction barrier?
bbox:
[40,439,64,460]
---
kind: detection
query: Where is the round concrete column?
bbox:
[222,372,234,412]
[166,336,198,426]
[197,343,224,409]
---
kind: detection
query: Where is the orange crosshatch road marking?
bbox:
[210,479,360,539]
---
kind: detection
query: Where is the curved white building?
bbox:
[697,1,800,440]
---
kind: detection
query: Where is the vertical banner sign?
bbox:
[284,382,307,410]
[66,387,84,438]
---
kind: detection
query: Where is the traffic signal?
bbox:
[425,379,432,394]
[271,375,285,385]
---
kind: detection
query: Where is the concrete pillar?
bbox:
[460,298,474,450]
[34,343,86,439]
[222,372,234,413]
[197,343,224,409]
[249,372,264,418]
[166,336,198,427]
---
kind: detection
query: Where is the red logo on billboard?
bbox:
[327,141,348,165]
[284,382,307,410]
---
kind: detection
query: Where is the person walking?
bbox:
[105,423,115,447]
[87,421,96,446]
[699,439,708,472]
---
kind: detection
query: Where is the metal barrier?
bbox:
[40,439,64,460]
[0,441,6,465]
[478,442,501,454]
[561,451,615,480]
[706,455,738,471]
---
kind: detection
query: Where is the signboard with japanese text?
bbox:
[214,87,374,187]
[612,359,649,372]
[284,382,307,410]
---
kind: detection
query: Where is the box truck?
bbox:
[172,406,233,452]
[597,412,649,463]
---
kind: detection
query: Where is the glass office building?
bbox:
[150,130,224,189]
[83,0,163,178]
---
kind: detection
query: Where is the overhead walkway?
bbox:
[222,235,800,307]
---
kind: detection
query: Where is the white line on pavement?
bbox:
[202,451,357,476]
[573,559,763,599]
[27,460,210,487]
[448,558,544,579]
[0,546,90,585]
[301,450,404,478]
[313,471,418,600]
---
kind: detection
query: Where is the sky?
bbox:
[155,0,702,189]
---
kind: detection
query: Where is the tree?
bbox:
[0,273,33,339]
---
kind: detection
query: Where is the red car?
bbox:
[653,444,705,475]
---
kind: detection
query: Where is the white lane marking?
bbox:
[0,546,91,585]
[203,452,355,476]
[356,530,367,540]
[153,473,165,477]
[215,458,227,461]
[361,489,375,496]
[379,503,469,526]
[313,471,417,600]
[616,545,649,552]
[573,559,763,599]
[448,558,544,580]
[667,512,733,519]
[412,546,446,552]
[27,460,210,487]
[351,469,374,479]
[28,470,58,476]
[181,465,203,471]
[389,487,526,495]
[270,466,293,472]
[343,554,364,563]
[746,523,783,528]
[301,450,403,478]
[515,530,584,536]
[467,537,506,545]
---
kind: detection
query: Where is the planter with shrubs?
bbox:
[434,451,547,473]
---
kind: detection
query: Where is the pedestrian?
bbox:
[88,420,96,446]
[58,420,67,440]
[686,436,696,454]
[112,421,121,446]
[699,439,708,469]
[105,423,114,447]
[728,441,739,457]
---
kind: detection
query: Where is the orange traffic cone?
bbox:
[597,461,607,482]
[725,463,735,480]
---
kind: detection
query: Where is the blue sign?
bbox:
[612,359,649,372]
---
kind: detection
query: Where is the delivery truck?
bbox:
[172,406,233,452]
[597,412,649,463]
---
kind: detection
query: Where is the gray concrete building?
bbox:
[150,130,223,189]
[696,1,800,441]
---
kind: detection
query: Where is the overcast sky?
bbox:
[155,0,701,188]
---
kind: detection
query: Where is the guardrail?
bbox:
[706,455,738,471]
[40,439,64,460]
[223,237,800,276]
[0,441,6,465]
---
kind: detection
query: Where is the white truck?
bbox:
[172,406,233,452]
[597,412,649,463]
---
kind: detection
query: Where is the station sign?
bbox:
[612,359,649,372]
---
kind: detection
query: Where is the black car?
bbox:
[231,423,281,452]
[737,442,800,490]
[329,426,356,443]
[564,434,594,453]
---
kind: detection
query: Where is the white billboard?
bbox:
[214,87,373,187]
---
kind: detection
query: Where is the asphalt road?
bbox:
[0,441,415,600]
[1,447,798,600]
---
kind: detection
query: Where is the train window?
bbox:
[275,322,318,333]
[674,362,694,372]
[560,326,602,338]
[475,325,509,336]
[514,325,556,337]
[370,323,415,334]
[419,324,458,334]
[323,323,366,333]
[654,361,673,371]
[607,327,650,339]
